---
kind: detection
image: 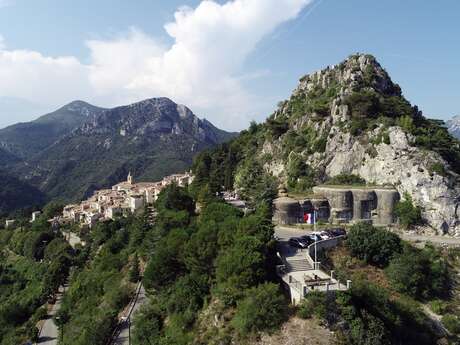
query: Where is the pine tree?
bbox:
[129,253,140,283]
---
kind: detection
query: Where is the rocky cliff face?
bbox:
[447,115,460,139]
[256,54,460,235]
[77,97,232,144]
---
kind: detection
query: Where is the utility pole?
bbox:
[128,318,131,345]
[314,208,317,270]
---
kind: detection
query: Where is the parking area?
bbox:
[275,225,315,241]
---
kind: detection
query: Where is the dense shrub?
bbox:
[325,174,366,185]
[216,236,266,305]
[394,193,422,228]
[298,291,327,319]
[346,223,402,267]
[232,283,287,336]
[287,154,316,192]
[441,314,460,334]
[429,299,449,315]
[132,303,163,345]
[429,162,446,177]
[267,116,289,139]
[385,244,449,299]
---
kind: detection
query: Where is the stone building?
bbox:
[273,185,399,226]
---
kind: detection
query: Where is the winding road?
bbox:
[113,285,148,345]
[36,285,67,345]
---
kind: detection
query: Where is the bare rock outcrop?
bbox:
[256,53,460,235]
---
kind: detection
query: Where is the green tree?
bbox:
[385,245,449,299]
[216,236,266,305]
[394,193,422,228]
[346,223,402,267]
[129,253,140,283]
[441,314,460,334]
[232,283,287,336]
[132,303,163,345]
[298,291,327,319]
[144,229,189,290]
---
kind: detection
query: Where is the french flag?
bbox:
[303,212,315,224]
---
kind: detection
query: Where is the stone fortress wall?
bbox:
[273,185,399,226]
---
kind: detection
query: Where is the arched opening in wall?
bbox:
[317,200,331,222]
[360,192,377,220]
[441,221,449,235]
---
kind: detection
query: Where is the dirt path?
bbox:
[256,317,333,345]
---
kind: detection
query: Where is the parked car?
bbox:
[308,233,322,242]
[322,229,336,237]
[319,231,331,240]
[288,237,309,248]
[330,228,346,237]
[299,235,314,245]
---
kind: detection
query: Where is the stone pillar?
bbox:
[374,189,400,225]
[330,270,334,280]
[347,280,352,289]
[326,282,330,292]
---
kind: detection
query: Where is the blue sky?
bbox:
[0,0,458,130]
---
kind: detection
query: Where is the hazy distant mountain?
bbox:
[0,96,51,129]
[447,115,460,139]
[0,100,105,160]
[4,97,237,202]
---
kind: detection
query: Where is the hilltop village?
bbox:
[61,172,194,228]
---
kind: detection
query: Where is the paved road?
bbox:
[113,285,147,345]
[275,225,316,241]
[37,285,67,345]
[399,232,460,247]
[276,225,460,247]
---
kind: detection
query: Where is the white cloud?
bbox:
[0,47,92,106]
[0,0,312,130]
[0,0,13,8]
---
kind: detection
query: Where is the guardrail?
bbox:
[306,235,346,268]
[105,281,143,345]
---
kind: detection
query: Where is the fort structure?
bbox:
[273,185,399,226]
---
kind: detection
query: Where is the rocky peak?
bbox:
[258,54,460,235]
[274,54,409,124]
[298,54,397,97]
[447,115,460,139]
[76,97,234,145]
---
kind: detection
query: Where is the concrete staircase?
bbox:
[286,259,312,272]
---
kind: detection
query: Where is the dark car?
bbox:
[288,237,309,248]
[330,228,347,237]
[308,233,322,242]
[322,229,336,237]
[299,235,314,245]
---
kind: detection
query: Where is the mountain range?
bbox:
[0,98,236,214]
